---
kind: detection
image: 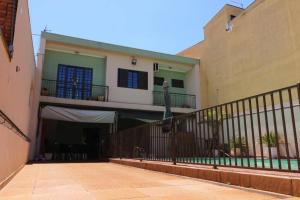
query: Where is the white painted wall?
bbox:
[105,54,154,105]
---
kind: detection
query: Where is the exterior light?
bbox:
[132,57,137,65]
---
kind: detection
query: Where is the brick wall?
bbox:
[0,0,17,46]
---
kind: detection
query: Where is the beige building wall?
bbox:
[179,0,300,108]
[0,0,36,185]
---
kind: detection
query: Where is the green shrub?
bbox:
[230,137,246,149]
[260,132,280,147]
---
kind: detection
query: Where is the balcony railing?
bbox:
[153,91,196,109]
[41,79,109,102]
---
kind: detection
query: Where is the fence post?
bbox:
[297,83,300,169]
[171,118,177,165]
[119,131,122,159]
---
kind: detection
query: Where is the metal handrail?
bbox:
[41,79,109,101]
[153,91,196,109]
[0,110,31,142]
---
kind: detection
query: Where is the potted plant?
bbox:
[230,137,246,157]
[260,132,280,158]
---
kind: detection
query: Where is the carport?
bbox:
[35,106,117,161]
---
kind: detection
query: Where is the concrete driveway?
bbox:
[0,163,298,200]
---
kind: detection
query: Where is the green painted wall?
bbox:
[42,50,106,85]
[153,69,192,108]
[154,69,186,93]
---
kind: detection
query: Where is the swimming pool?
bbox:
[175,157,299,171]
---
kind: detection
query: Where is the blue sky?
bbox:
[29,0,254,56]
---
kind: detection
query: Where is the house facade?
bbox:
[0,0,37,185]
[34,32,200,161]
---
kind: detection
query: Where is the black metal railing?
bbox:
[41,79,109,102]
[153,91,196,109]
[111,83,300,172]
[0,110,30,142]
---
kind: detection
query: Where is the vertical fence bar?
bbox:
[220,106,226,166]
[236,101,244,167]
[256,96,265,169]
[279,90,291,171]
[172,118,176,165]
[289,88,300,171]
[192,114,196,164]
[215,106,220,166]
[211,107,216,167]
[197,111,203,164]
[249,98,257,168]
[188,115,192,164]
[204,109,209,164]
[225,104,232,166]
[230,103,238,166]
[201,110,206,164]
[242,100,250,168]
[270,93,281,170]
[297,84,300,170]
[263,95,273,169]
[206,109,211,165]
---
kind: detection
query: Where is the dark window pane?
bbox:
[118,69,128,87]
[118,68,148,90]
[154,77,164,86]
[132,72,138,89]
[171,79,184,88]
[56,64,93,99]
[138,71,148,90]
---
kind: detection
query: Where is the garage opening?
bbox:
[36,106,117,162]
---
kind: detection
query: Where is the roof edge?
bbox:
[41,32,200,65]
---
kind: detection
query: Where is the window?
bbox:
[230,15,236,21]
[118,68,148,90]
[154,77,164,86]
[56,65,93,100]
[171,79,184,88]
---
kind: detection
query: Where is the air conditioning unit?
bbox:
[153,63,159,72]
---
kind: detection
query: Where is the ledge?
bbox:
[110,158,300,197]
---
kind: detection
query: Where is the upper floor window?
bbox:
[56,64,93,100]
[154,77,164,86]
[171,79,184,88]
[118,68,148,90]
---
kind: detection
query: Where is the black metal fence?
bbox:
[111,83,300,172]
[153,91,196,109]
[41,79,109,102]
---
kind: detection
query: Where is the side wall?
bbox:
[0,0,36,185]
[179,0,300,108]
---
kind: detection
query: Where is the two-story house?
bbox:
[35,32,200,161]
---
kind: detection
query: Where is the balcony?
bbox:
[153,91,196,109]
[41,79,109,102]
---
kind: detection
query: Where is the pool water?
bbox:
[176,157,299,171]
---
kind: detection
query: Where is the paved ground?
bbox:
[0,163,299,200]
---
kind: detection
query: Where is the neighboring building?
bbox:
[0,0,36,185]
[34,32,200,160]
[179,0,300,108]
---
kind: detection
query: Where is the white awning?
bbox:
[41,106,116,124]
